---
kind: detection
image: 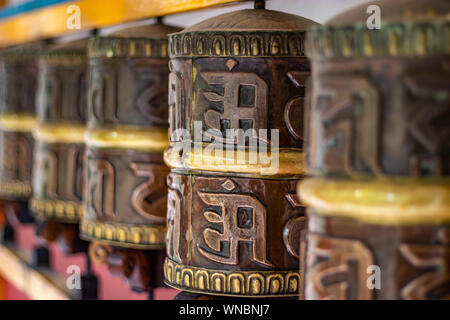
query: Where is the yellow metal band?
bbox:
[30,198,83,224]
[164,258,300,297]
[164,143,304,177]
[34,124,86,144]
[80,219,166,249]
[298,178,450,226]
[86,126,169,151]
[0,114,37,132]
[0,181,32,198]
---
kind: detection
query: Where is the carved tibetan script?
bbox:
[198,178,272,267]
[87,158,115,218]
[196,59,268,144]
[306,233,375,300]
[311,75,381,175]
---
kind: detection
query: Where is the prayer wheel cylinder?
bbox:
[163,3,318,297]
[30,39,89,253]
[300,0,450,300]
[80,20,181,292]
[0,44,42,224]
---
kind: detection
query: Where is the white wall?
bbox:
[100,0,373,34]
[165,0,373,27]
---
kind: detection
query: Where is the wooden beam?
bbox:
[0,245,70,300]
[0,0,245,47]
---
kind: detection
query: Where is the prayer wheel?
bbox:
[80,19,181,292]
[30,39,89,254]
[0,44,41,225]
[163,0,318,297]
[300,0,450,299]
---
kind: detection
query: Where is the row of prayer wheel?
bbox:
[0,0,448,299]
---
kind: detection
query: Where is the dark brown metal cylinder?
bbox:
[300,0,450,300]
[163,8,318,297]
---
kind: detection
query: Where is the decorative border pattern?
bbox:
[169,31,307,58]
[306,21,450,58]
[89,37,169,59]
[164,258,301,297]
[30,198,83,223]
[80,220,166,249]
[39,50,87,67]
[0,181,31,199]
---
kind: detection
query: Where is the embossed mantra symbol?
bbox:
[400,229,450,300]
[199,59,268,144]
[87,159,167,222]
[0,135,31,181]
[198,178,273,267]
[166,179,182,263]
[306,233,375,300]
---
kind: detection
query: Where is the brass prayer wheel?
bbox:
[300,0,450,300]
[29,39,89,253]
[80,20,181,291]
[31,39,88,224]
[0,44,41,223]
[163,2,318,297]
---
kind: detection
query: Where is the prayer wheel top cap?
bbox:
[89,21,182,59]
[39,38,88,64]
[0,42,44,62]
[179,8,318,33]
[170,8,318,58]
[326,0,450,26]
[110,21,182,39]
[46,38,88,52]
[307,0,450,58]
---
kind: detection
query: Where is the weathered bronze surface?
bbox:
[0,44,42,225]
[0,45,40,202]
[27,39,89,254]
[164,172,305,296]
[305,0,450,178]
[300,0,450,300]
[31,39,88,224]
[80,21,181,292]
[164,6,318,297]
[81,148,169,248]
[305,210,449,300]
[80,21,180,249]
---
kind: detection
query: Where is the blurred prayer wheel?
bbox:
[0,44,41,224]
[300,0,450,300]
[163,1,318,297]
[30,39,89,253]
[80,19,181,292]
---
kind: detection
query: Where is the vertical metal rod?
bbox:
[254,0,265,9]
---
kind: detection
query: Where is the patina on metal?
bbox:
[28,38,89,254]
[80,19,181,292]
[0,43,42,224]
[305,0,450,178]
[163,1,318,297]
[300,0,450,300]
[31,39,88,224]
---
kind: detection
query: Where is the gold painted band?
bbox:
[80,219,166,249]
[30,197,83,223]
[0,114,37,132]
[86,126,169,151]
[298,178,450,226]
[163,258,301,297]
[164,143,304,176]
[34,124,86,143]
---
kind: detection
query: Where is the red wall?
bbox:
[3,223,179,300]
